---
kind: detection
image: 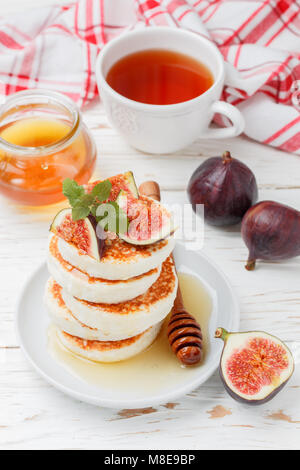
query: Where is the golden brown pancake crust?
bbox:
[50,236,159,284]
[101,236,169,262]
[49,280,97,331]
[60,329,147,351]
[75,256,176,315]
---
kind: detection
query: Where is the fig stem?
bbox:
[245,259,256,271]
[215,328,229,341]
[222,151,232,163]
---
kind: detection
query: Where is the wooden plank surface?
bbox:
[0,0,299,450]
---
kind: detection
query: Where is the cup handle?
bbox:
[200,101,245,139]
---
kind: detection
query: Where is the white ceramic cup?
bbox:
[96,27,245,154]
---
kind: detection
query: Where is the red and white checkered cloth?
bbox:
[0,0,299,153]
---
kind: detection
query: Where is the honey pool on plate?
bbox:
[48,272,212,392]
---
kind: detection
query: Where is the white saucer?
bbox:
[15,243,239,409]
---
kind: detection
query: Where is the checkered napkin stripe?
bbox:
[0,0,299,153]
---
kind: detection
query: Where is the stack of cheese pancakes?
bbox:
[45,207,177,363]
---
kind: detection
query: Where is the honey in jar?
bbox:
[0,90,96,205]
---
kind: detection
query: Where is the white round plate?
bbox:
[15,243,239,409]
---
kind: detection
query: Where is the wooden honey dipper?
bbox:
[139,181,203,366]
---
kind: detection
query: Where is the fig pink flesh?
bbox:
[226,337,289,396]
[216,328,294,405]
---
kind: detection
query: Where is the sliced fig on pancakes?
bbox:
[50,208,104,261]
[50,172,139,260]
[85,171,139,201]
[116,190,175,245]
[112,171,139,199]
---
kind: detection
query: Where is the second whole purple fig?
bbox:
[241,200,300,270]
[187,151,258,226]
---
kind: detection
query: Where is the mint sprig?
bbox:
[62,178,85,207]
[62,179,128,235]
[63,178,112,221]
[91,179,112,201]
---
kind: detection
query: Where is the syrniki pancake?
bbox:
[57,234,175,280]
[45,278,108,341]
[45,171,178,365]
[47,235,161,303]
[56,323,162,363]
[61,256,177,340]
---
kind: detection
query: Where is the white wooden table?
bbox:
[1,0,300,451]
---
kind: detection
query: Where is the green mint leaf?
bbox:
[72,205,91,221]
[75,193,95,207]
[62,178,85,206]
[91,180,112,202]
[62,178,118,230]
[71,193,95,221]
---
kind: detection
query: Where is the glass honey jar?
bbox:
[0,90,96,205]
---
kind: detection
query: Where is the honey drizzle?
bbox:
[47,272,213,392]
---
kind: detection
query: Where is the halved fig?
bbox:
[215,328,294,405]
[116,190,175,245]
[85,171,139,201]
[50,208,104,260]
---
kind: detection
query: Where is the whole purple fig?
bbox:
[242,200,300,270]
[187,151,258,226]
